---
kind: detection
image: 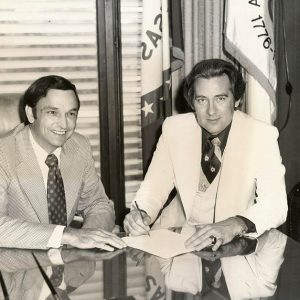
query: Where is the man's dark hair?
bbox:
[183,59,246,109]
[22,75,80,123]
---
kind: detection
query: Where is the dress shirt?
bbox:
[201,123,256,233]
[29,128,65,249]
[201,123,231,156]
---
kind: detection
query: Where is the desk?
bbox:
[0,229,299,300]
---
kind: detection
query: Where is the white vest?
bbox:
[188,161,222,225]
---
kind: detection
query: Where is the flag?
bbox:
[169,0,184,72]
[224,0,277,120]
[140,2,183,297]
[141,0,172,173]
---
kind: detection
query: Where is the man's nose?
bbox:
[58,115,67,128]
[207,100,216,115]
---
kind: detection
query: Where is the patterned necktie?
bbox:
[201,137,222,183]
[45,154,67,225]
[45,154,67,287]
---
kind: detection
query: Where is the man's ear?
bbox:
[25,105,35,124]
[234,99,241,108]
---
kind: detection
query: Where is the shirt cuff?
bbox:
[47,248,64,265]
[47,225,65,248]
[236,215,256,233]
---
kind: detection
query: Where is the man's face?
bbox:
[193,74,239,135]
[26,89,79,153]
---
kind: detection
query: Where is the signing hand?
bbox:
[123,209,151,236]
[185,217,247,251]
[62,228,127,251]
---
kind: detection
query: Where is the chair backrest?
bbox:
[287,182,300,241]
[0,94,25,138]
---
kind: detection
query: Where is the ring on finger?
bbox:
[209,235,217,245]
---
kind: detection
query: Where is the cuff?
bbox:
[47,225,65,248]
[236,215,256,233]
[238,237,258,255]
[48,248,64,265]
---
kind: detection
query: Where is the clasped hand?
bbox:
[185,217,245,251]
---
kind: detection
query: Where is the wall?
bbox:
[276,1,300,193]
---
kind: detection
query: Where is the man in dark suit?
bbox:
[0,75,125,251]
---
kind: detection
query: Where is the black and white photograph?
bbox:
[0,0,299,299]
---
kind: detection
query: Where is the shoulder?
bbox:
[0,123,26,152]
[63,131,92,156]
[68,131,90,146]
[159,113,204,147]
[160,113,199,142]
[234,110,278,138]
[163,112,196,124]
[0,124,28,172]
[162,113,198,132]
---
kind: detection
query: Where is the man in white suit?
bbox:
[124,59,287,251]
[0,75,126,251]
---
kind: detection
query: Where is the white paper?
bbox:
[122,228,194,259]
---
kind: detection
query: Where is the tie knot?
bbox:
[211,137,221,148]
[45,154,58,168]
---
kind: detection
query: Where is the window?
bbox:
[120,0,143,207]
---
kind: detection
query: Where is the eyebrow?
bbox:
[215,93,228,97]
[42,106,57,110]
[41,106,78,112]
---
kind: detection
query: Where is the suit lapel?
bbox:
[173,114,202,220]
[15,127,48,223]
[15,127,84,224]
[60,137,84,222]
[215,111,253,220]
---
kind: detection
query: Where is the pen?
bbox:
[134,201,150,236]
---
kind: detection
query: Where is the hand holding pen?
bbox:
[134,201,150,236]
[123,201,151,236]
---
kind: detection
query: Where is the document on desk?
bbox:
[122,229,193,259]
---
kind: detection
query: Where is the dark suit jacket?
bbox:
[0,124,114,249]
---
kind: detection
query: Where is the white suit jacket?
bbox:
[0,124,114,249]
[134,111,287,236]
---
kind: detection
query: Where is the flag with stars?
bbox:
[141,0,172,173]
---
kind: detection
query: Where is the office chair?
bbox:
[0,94,24,137]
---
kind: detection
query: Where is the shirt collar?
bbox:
[28,128,62,165]
[201,122,232,154]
